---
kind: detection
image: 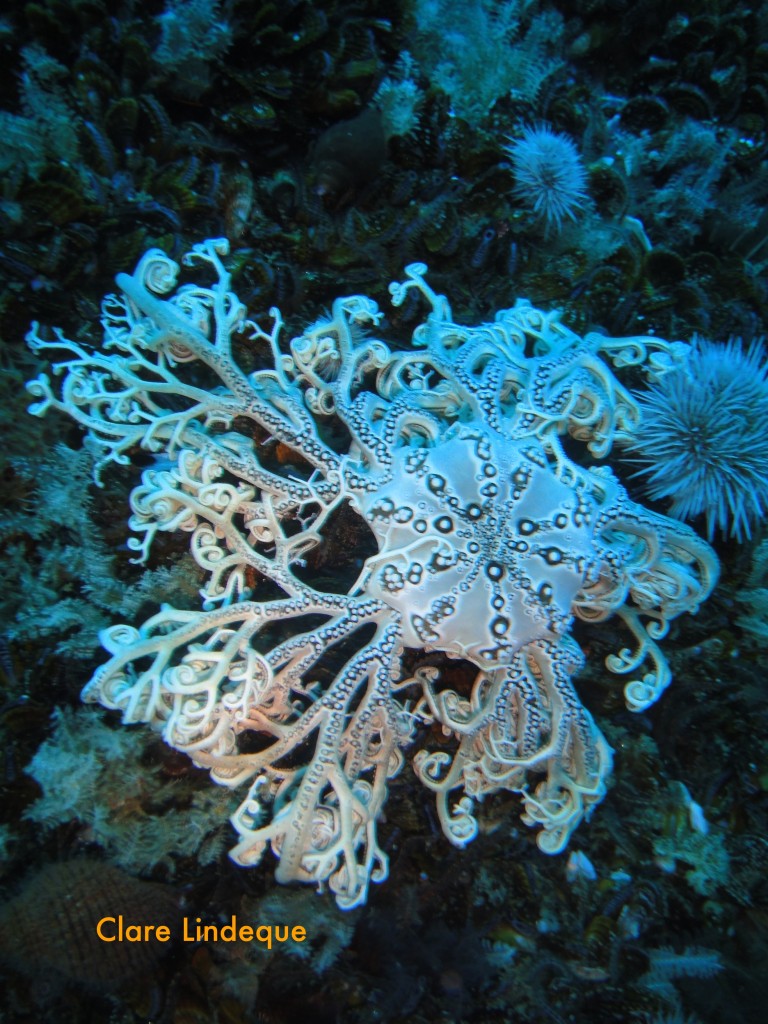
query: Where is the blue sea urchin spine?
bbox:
[504,124,588,235]
[630,337,768,541]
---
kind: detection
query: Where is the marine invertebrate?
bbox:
[309,107,388,202]
[25,241,718,908]
[504,124,588,234]
[153,0,233,100]
[629,336,768,540]
[0,43,80,178]
[24,707,232,873]
[0,860,182,989]
[409,0,564,125]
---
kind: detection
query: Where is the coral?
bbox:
[644,120,735,246]
[638,946,723,1012]
[373,53,423,141]
[24,707,233,874]
[24,707,136,828]
[505,125,589,236]
[25,240,718,909]
[0,443,202,660]
[409,0,564,124]
[0,43,79,177]
[252,889,355,973]
[152,0,233,99]
[629,336,768,541]
[653,825,730,898]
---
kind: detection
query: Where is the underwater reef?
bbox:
[1,1,767,1023]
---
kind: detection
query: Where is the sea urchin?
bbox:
[504,124,588,235]
[630,337,768,541]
